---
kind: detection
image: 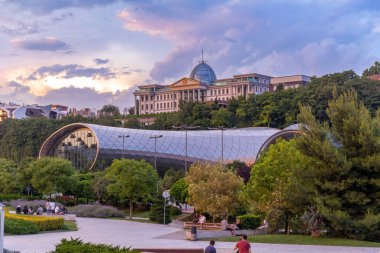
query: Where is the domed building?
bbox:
[189,60,217,85]
[133,53,309,115]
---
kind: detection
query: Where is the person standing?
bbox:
[205,240,216,253]
[234,234,251,253]
[45,200,51,215]
[50,201,56,215]
[198,214,206,229]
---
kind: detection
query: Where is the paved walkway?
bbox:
[4,217,380,253]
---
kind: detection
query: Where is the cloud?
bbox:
[117,1,380,81]
[11,37,71,52]
[0,21,40,36]
[94,58,109,65]
[4,0,119,14]
[25,64,117,80]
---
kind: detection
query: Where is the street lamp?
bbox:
[118,134,130,159]
[172,125,200,173]
[0,203,5,253]
[150,134,163,172]
[162,190,170,224]
[208,126,225,167]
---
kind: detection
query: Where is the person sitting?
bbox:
[221,216,234,235]
[236,218,242,230]
[36,205,44,215]
[54,205,60,214]
[198,214,206,229]
[59,206,68,215]
[28,206,34,215]
[23,206,28,215]
[193,213,199,223]
[16,205,22,214]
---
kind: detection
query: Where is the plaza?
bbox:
[4,217,378,253]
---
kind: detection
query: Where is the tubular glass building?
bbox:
[39,123,301,171]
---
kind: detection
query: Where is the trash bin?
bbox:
[190,226,197,241]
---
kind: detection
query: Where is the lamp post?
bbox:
[150,134,163,172]
[208,126,225,167]
[118,134,130,158]
[0,203,5,253]
[162,190,170,224]
[172,125,200,173]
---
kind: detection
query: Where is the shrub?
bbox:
[0,194,39,202]
[5,213,64,231]
[4,219,39,235]
[8,199,48,212]
[69,204,125,218]
[149,196,171,224]
[53,238,140,253]
[237,214,262,229]
[169,206,181,216]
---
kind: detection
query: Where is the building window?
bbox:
[174,94,177,99]
[174,102,177,108]
[226,89,229,94]
[141,105,144,110]
[157,104,159,109]
[160,103,162,109]
[141,96,144,102]
[151,104,153,110]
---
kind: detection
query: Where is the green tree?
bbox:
[30,157,77,197]
[0,158,20,194]
[362,61,380,77]
[100,104,120,116]
[211,108,234,127]
[105,159,159,219]
[149,195,172,224]
[226,160,251,184]
[297,90,380,241]
[244,139,313,234]
[161,168,184,190]
[185,162,243,221]
[92,171,110,203]
[169,178,188,203]
[72,173,95,203]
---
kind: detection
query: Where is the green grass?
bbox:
[62,220,78,231]
[213,234,380,247]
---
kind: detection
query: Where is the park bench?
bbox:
[134,249,203,253]
[183,222,222,230]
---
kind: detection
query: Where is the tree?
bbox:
[244,139,313,234]
[149,195,172,224]
[0,158,20,194]
[92,171,110,203]
[161,168,184,190]
[105,159,159,219]
[170,178,188,204]
[362,61,380,77]
[211,108,235,127]
[30,157,77,197]
[72,173,95,204]
[124,118,141,129]
[226,160,251,184]
[100,104,120,116]
[185,162,243,221]
[297,90,380,241]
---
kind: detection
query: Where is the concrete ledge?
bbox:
[134,248,203,253]
[185,228,266,239]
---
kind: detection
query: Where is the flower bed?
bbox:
[5,213,64,231]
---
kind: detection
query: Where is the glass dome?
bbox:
[190,61,217,85]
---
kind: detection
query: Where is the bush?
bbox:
[8,199,48,212]
[5,213,64,231]
[0,194,39,202]
[149,197,171,224]
[169,206,181,216]
[4,219,39,234]
[53,238,140,253]
[69,204,125,218]
[237,214,262,229]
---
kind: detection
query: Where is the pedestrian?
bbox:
[198,214,206,229]
[36,205,44,215]
[45,200,51,215]
[234,234,251,253]
[205,240,216,253]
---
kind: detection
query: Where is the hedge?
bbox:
[237,214,262,229]
[53,238,141,253]
[69,205,125,218]
[5,213,64,231]
[5,219,39,235]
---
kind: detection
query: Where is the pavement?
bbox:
[4,217,380,253]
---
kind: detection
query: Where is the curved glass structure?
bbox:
[40,123,296,171]
[190,62,217,85]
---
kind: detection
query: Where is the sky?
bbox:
[1,0,380,109]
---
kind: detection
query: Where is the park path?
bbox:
[4,217,380,253]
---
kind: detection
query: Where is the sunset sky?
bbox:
[1,0,380,109]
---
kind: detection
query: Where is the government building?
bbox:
[133,56,311,115]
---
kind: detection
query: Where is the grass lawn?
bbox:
[214,234,380,247]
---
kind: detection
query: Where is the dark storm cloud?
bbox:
[11,37,71,52]
[94,58,109,65]
[25,64,117,80]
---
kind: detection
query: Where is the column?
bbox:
[134,96,137,115]
[192,89,195,100]
[198,88,201,101]
[187,90,190,101]
[148,94,151,114]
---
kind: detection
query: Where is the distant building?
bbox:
[0,103,68,121]
[69,108,96,118]
[270,75,311,91]
[133,55,310,115]
[367,74,380,81]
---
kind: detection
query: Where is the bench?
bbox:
[134,248,204,253]
[183,222,222,230]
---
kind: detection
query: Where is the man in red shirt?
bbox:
[234,234,251,253]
